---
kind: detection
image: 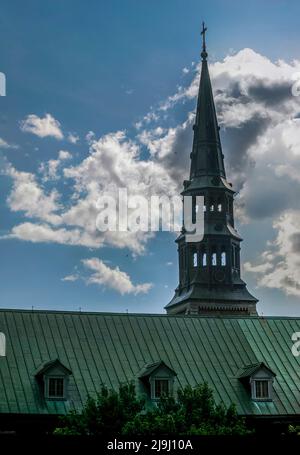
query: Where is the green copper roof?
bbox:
[0,310,299,417]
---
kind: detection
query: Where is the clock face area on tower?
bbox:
[165,26,258,317]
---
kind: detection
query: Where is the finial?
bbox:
[201,21,208,60]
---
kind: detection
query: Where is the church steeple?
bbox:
[190,23,226,180]
[165,25,258,316]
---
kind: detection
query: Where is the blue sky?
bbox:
[1,0,300,316]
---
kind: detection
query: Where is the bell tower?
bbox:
[165,24,258,316]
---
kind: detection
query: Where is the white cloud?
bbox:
[0,138,18,149]
[82,257,152,295]
[67,132,79,144]
[5,222,101,247]
[61,130,176,253]
[61,274,79,282]
[58,150,72,160]
[6,165,61,225]
[20,113,63,139]
[245,211,300,297]
[3,47,300,305]
[39,150,72,181]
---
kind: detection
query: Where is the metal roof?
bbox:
[0,309,299,416]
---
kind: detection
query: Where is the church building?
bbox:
[0,27,299,434]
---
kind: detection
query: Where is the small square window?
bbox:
[48,377,65,399]
[154,379,169,399]
[254,380,269,399]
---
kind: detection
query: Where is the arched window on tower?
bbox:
[193,252,198,267]
[202,252,207,266]
[212,246,217,266]
[210,203,214,212]
[192,195,196,224]
[221,251,226,266]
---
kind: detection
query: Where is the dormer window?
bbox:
[254,380,269,400]
[250,376,274,401]
[138,360,176,402]
[154,379,169,398]
[237,362,276,402]
[48,377,65,399]
[35,359,72,401]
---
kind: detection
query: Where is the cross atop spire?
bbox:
[201,22,208,60]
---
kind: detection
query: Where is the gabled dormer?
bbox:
[138,360,177,401]
[237,362,276,402]
[35,359,72,401]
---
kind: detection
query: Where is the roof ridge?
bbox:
[0,308,299,319]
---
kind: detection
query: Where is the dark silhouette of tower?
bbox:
[165,24,258,316]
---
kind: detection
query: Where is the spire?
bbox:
[165,25,258,317]
[190,23,226,181]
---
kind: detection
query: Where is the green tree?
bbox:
[54,382,144,436]
[54,382,252,436]
[123,383,251,435]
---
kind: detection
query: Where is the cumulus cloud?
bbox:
[61,130,176,253]
[0,138,18,149]
[39,149,72,181]
[82,257,152,295]
[5,222,101,247]
[6,164,61,225]
[67,132,79,144]
[4,47,300,300]
[61,274,79,282]
[20,113,64,139]
[245,211,300,297]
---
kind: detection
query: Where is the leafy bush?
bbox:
[123,383,251,435]
[54,382,252,436]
